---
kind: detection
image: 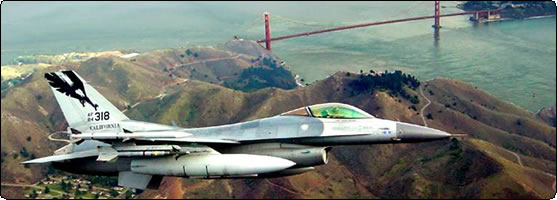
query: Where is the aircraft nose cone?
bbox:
[397,122,451,141]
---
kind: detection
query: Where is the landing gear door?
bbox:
[395,128,402,141]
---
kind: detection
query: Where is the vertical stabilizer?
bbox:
[44,70,129,128]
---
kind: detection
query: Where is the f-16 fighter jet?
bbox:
[24,70,451,190]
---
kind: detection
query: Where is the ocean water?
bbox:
[1,1,555,112]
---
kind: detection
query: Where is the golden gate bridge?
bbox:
[255,1,501,51]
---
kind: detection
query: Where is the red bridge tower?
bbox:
[433,1,442,29]
[264,12,272,51]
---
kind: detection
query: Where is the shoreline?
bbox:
[457,1,556,23]
[294,74,306,88]
[474,15,555,24]
[489,14,556,22]
[524,15,556,20]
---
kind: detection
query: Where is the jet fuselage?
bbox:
[26,70,452,189]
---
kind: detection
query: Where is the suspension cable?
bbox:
[268,1,427,32]
[271,14,338,28]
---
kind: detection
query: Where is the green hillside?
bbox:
[1,42,555,199]
[131,72,555,199]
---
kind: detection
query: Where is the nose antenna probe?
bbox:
[450,133,468,138]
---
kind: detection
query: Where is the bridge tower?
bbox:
[433,1,441,29]
[264,12,272,51]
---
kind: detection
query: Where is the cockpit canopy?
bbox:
[281,103,374,119]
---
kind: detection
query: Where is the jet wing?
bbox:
[135,137,240,144]
[21,149,98,164]
[71,129,239,144]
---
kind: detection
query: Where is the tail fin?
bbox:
[45,70,129,128]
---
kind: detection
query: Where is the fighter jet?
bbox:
[23,70,451,190]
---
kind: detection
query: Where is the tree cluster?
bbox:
[184,49,199,58]
[233,56,296,91]
[60,180,70,192]
[348,70,421,103]
[87,176,118,187]
[20,147,29,158]
[261,56,278,68]
[29,189,39,199]
[237,66,296,91]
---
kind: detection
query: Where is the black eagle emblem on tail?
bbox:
[44,71,99,111]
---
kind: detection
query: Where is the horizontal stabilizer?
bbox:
[22,149,98,164]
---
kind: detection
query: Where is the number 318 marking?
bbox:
[94,111,110,121]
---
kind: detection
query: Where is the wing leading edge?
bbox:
[135,137,240,144]
[22,136,236,164]
[21,149,99,164]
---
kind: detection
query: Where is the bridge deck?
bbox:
[257,10,498,43]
